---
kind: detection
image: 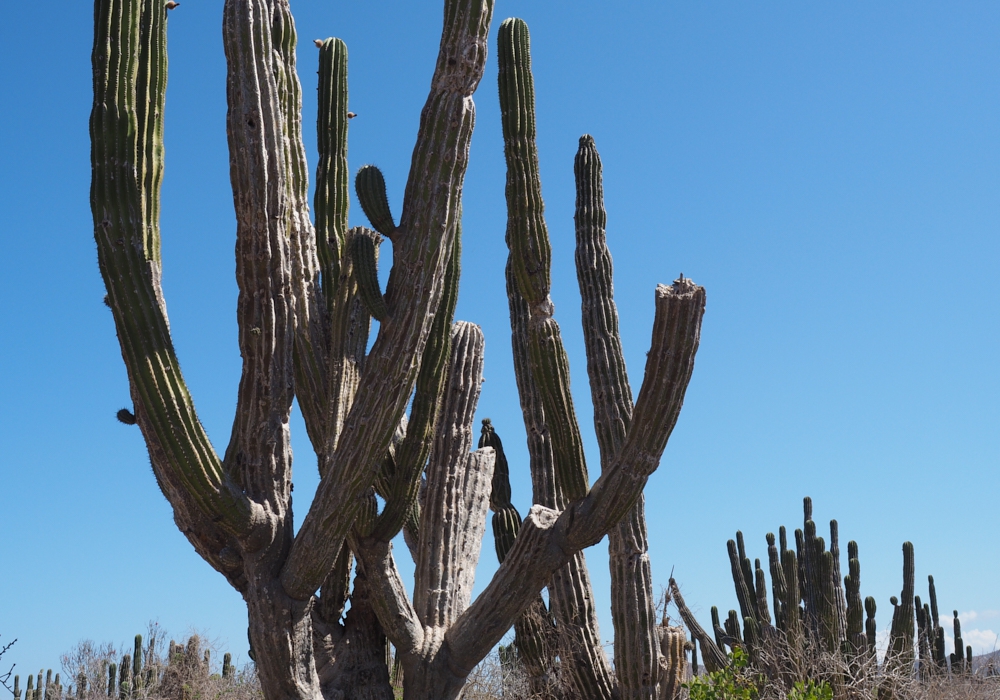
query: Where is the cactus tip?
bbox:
[117,408,137,425]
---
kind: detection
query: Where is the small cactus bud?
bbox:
[117,408,137,425]
[165,1,179,9]
[313,39,323,48]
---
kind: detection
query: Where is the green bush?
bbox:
[684,649,834,700]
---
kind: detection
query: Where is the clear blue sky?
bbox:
[2,0,998,677]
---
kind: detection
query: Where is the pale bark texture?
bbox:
[90,1,705,698]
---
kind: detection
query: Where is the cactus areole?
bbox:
[90,0,705,698]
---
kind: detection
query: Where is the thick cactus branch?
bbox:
[415,322,495,627]
[348,233,389,322]
[280,0,494,601]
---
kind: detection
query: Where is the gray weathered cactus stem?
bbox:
[91,0,705,697]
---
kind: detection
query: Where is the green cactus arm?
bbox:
[829,520,848,644]
[356,165,398,238]
[574,134,663,696]
[348,232,389,322]
[728,538,758,627]
[497,18,550,309]
[370,229,461,542]
[887,541,916,666]
[279,0,494,601]
[91,0,264,569]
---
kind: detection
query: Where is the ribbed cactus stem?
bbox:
[119,654,130,699]
[829,520,847,643]
[348,231,388,322]
[766,532,786,632]
[498,17,550,309]
[754,558,772,627]
[951,610,965,673]
[844,542,864,653]
[356,165,397,238]
[107,663,116,697]
[781,547,803,650]
[657,626,687,700]
[314,37,349,306]
[222,653,233,680]
[13,675,20,700]
[133,635,143,690]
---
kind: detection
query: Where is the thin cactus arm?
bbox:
[279,0,495,602]
[356,165,398,238]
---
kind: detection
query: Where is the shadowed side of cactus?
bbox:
[887,542,915,670]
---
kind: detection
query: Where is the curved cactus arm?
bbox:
[667,578,728,672]
[348,233,389,322]
[91,0,265,575]
[414,322,495,627]
[279,0,494,602]
[574,134,662,698]
[445,278,705,676]
[356,165,398,238]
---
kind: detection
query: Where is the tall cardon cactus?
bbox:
[90,0,705,698]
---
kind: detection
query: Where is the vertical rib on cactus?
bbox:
[498,17,616,698]
[950,610,965,673]
[844,541,864,654]
[728,538,758,629]
[574,133,660,699]
[767,532,787,632]
[658,626,688,700]
[829,520,847,644]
